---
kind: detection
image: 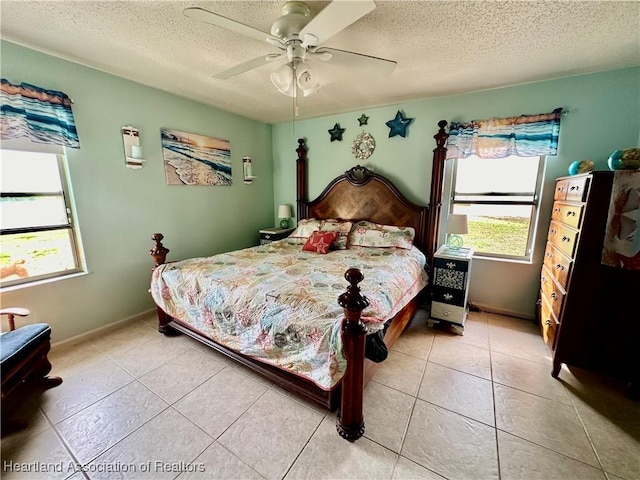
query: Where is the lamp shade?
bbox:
[278,204,292,219]
[446,214,468,234]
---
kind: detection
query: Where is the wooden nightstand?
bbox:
[429,245,474,335]
[259,227,294,245]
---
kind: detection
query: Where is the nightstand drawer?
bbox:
[431,302,466,324]
[431,286,466,307]
[433,257,469,274]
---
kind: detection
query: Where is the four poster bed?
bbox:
[148,121,450,441]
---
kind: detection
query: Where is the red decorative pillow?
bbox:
[302,231,340,254]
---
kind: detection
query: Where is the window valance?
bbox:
[446,108,562,159]
[0,79,80,149]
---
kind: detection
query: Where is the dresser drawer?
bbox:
[566,176,589,202]
[431,302,466,324]
[540,293,559,351]
[540,266,565,319]
[554,179,570,201]
[551,202,584,229]
[543,243,572,289]
[433,257,469,274]
[547,221,579,258]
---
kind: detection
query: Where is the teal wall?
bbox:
[1,41,274,341]
[273,67,640,319]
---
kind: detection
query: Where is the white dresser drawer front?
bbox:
[431,302,466,324]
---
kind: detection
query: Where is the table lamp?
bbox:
[446,214,468,249]
[278,204,293,229]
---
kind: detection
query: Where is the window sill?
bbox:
[472,254,534,265]
[0,270,89,293]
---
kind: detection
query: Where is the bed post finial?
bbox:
[150,233,169,269]
[336,268,369,442]
[296,138,308,222]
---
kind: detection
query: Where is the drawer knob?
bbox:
[545,319,552,327]
[443,293,453,301]
[443,310,450,316]
[545,252,552,258]
[550,229,557,234]
[555,264,564,270]
[562,236,570,242]
[551,292,558,300]
[567,211,575,216]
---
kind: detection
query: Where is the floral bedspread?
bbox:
[150,239,428,389]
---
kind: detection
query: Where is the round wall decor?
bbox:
[351,132,375,160]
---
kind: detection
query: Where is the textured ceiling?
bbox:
[1,1,639,124]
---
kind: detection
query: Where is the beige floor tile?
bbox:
[284,416,398,480]
[228,362,274,387]
[561,366,640,429]
[140,348,225,404]
[49,341,108,379]
[494,384,599,467]
[112,335,190,378]
[488,317,552,366]
[498,430,606,480]
[392,456,447,480]
[491,351,571,405]
[402,399,499,480]
[176,442,264,479]
[270,385,328,416]
[37,358,135,424]
[391,321,435,360]
[174,367,268,438]
[434,314,490,350]
[418,362,495,426]
[372,350,426,396]
[1,428,76,480]
[218,389,323,480]
[363,380,415,453]
[90,321,158,358]
[428,336,492,380]
[87,408,213,480]
[177,335,233,365]
[57,381,168,464]
[579,413,640,480]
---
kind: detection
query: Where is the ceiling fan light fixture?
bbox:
[270,63,294,92]
[296,64,318,91]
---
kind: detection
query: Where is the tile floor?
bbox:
[2,309,639,480]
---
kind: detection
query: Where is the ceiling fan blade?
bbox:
[300,0,376,47]
[213,54,284,80]
[183,7,283,46]
[314,48,396,75]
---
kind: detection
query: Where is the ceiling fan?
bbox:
[183,0,396,99]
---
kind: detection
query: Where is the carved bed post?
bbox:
[149,233,173,335]
[296,138,308,222]
[426,120,449,267]
[336,268,369,441]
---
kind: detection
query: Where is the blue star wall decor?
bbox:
[358,114,369,126]
[386,110,414,138]
[328,123,346,142]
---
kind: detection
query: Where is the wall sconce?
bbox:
[446,214,469,249]
[243,156,257,184]
[278,204,293,229]
[121,125,144,169]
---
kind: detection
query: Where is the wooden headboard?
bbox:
[295,121,449,265]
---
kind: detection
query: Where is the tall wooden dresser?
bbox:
[539,171,637,398]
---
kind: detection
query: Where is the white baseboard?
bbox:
[469,302,535,321]
[51,308,156,352]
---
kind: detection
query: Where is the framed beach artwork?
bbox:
[160,128,232,186]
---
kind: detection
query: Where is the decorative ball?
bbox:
[568,160,594,176]
[608,148,640,170]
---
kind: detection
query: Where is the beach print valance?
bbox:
[0,79,80,149]
[446,108,562,159]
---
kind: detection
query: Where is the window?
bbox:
[449,155,545,261]
[1,149,83,287]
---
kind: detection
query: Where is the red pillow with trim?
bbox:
[302,231,340,254]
